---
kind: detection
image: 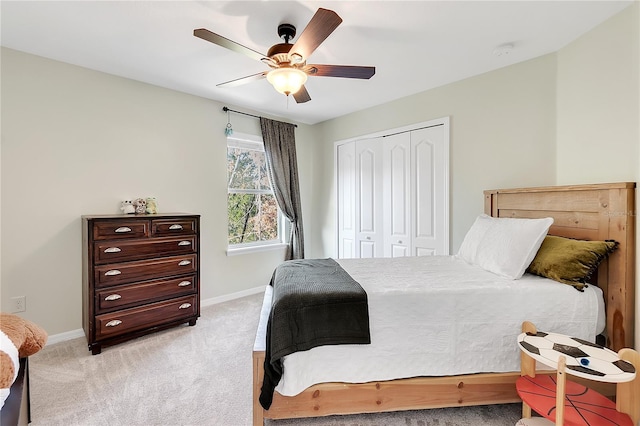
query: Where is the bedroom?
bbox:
[1,1,639,424]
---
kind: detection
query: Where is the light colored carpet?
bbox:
[29,292,522,425]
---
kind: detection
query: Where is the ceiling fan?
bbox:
[194,8,375,103]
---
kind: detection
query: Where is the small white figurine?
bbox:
[121,200,135,214]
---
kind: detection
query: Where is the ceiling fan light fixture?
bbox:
[266,67,308,96]
[289,52,304,64]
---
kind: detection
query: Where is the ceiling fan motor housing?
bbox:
[266,24,299,65]
[277,23,296,42]
[267,43,293,59]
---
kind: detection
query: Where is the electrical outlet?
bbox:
[11,296,26,313]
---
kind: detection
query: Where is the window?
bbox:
[227,133,282,250]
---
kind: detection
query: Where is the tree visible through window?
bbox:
[227,135,280,246]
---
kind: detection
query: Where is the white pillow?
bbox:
[458,214,553,279]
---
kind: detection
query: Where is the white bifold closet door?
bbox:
[337,119,449,259]
[382,133,411,257]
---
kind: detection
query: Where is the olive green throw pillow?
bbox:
[527,235,618,290]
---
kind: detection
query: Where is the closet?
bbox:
[336,118,449,258]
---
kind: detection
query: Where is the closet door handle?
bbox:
[178,281,191,287]
[104,294,122,301]
[169,224,183,230]
[178,241,191,246]
[114,227,132,233]
[178,303,192,310]
[104,247,121,253]
[105,320,122,327]
[178,260,191,266]
[105,270,121,276]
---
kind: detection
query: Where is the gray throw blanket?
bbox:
[259,258,371,409]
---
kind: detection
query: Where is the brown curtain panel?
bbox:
[260,117,305,260]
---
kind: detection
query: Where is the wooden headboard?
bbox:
[484,182,636,351]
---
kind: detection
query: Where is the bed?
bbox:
[252,182,636,425]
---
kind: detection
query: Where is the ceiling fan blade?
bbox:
[293,85,311,103]
[305,64,376,79]
[217,71,268,88]
[290,8,343,61]
[194,28,266,62]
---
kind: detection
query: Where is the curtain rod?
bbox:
[222,106,298,128]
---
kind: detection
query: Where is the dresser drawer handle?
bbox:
[104,247,121,253]
[105,320,122,327]
[104,294,122,301]
[114,227,132,233]
[104,270,122,276]
[178,281,191,287]
[169,224,183,230]
[178,241,191,246]
[178,303,192,310]
[178,260,191,266]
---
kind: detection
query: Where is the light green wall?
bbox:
[311,54,558,258]
[556,3,639,347]
[0,47,317,335]
[557,2,639,184]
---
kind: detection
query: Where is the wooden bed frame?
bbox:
[252,182,636,425]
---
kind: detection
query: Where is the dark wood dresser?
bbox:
[82,213,200,355]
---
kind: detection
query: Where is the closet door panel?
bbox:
[359,149,376,232]
[383,133,411,257]
[411,125,449,255]
[413,138,435,238]
[415,247,436,256]
[355,139,383,258]
[337,143,356,258]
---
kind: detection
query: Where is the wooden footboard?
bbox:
[253,347,520,425]
[253,350,266,426]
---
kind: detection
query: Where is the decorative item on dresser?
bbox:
[82,213,200,355]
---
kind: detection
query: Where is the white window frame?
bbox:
[226,132,287,256]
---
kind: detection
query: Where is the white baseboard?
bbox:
[201,285,266,307]
[46,286,267,346]
[47,328,85,346]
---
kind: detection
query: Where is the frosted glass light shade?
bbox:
[266,68,308,96]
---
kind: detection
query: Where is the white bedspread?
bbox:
[274,255,605,397]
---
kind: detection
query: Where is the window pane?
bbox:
[228,148,258,190]
[228,193,278,244]
[259,160,271,191]
[227,146,273,192]
[258,194,278,241]
[227,133,280,248]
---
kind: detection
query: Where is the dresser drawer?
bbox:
[152,218,197,236]
[94,236,197,264]
[96,275,197,313]
[94,254,197,288]
[95,295,197,339]
[93,220,150,240]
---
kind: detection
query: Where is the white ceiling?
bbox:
[0,1,632,125]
